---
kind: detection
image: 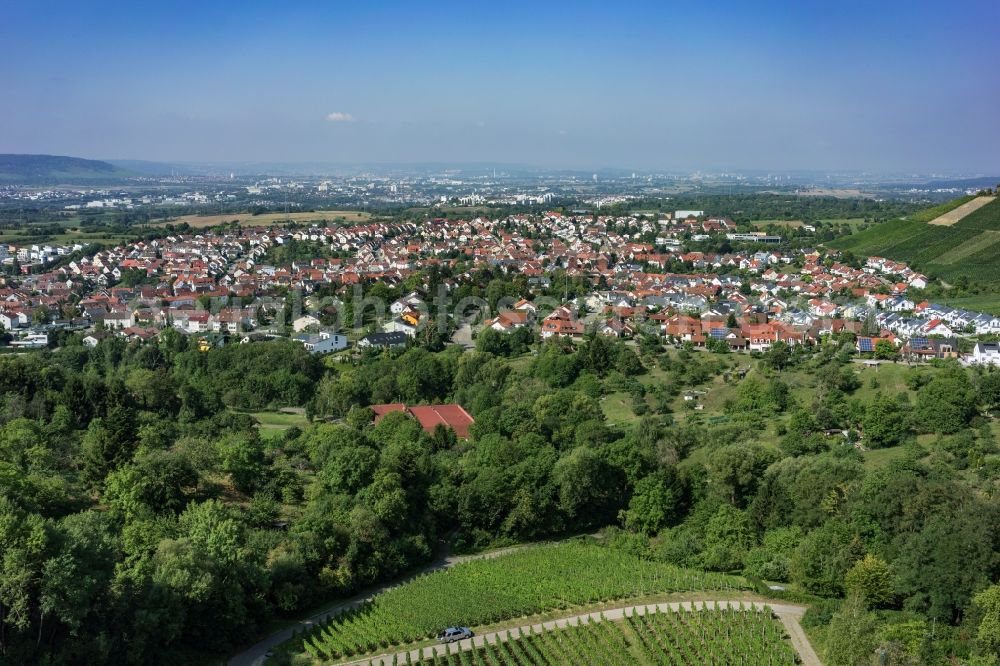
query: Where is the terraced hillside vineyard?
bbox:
[300,541,747,661]
[412,605,797,666]
[829,196,1000,284]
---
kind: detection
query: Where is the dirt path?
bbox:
[927,196,995,226]
[228,543,541,666]
[775,603,822,666]
[338,599,821,666]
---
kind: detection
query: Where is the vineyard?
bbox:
[410,604,797,665]
[300,541,747,661]
[828,196,1000,284]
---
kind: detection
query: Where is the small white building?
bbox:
[294,331,348,354]
[390,292,425,315]
[968,342,1000,366]
[10,332,48,349]
[103,310,136,330]
[292,315,321,332]
[0,311,29,330]
[383,318,418,337]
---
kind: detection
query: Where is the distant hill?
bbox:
[828,195,1000,285]
[106,159,197,176]
[0,154,134,184]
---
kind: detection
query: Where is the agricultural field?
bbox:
[927,195,996,226]
[411,605,797,665]
[828,196,1000,284]
[151,209,373,228]
[933,230,1000,264]
[940,293,1000,316]
[299,541,747,661]
[905,196,978,224]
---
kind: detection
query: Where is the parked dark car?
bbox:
[437,627,473,643]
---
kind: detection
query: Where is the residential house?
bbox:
[292,314,321,332]
[0,311,28,329]
[540,304,585,340]
[600,318,635,338]
[484,310,530,332]
[383,317,418,337]
[968,342,1000,366]
[904,337,958,361]
[357,331,409,349]
[294,331,348,354]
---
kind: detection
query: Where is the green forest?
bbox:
[3,328,1000,664]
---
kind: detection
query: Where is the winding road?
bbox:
[227,544,531,666]
[336,599,819,666]
[228,539,821,666]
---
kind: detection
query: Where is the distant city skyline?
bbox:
[2,0,999,173]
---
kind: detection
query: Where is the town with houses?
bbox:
[2,209,999,366]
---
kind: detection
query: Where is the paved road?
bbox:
[451,323,474,349]
[338,599,821,666]
[227,544,532,666]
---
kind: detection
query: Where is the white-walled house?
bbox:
[390,291,425,315]
[968,342,1000,366]
[922,319,954,337]
[294,331,347,354]
[103,310,135,330]
[0,311,29,330]
[292,314,321,332]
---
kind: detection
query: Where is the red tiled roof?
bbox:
[370,403,475,438]
[371,403,407,417]
[407,404,475,439]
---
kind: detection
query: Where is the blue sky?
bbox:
[2,0,998,172]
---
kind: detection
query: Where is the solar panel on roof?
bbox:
[859,338,874,352]
[710,328,727,339]
[910,337,929,348]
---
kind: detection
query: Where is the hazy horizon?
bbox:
[3,1,999,173]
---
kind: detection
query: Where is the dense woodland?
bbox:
[2,324,1000,664]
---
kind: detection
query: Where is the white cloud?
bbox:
[326,112,355,123]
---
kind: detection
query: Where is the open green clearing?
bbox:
[862,445,915,469]
[600,391,637,426]
[413,606,797,665]
[249,409,309,431]
[300,541,746,661]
